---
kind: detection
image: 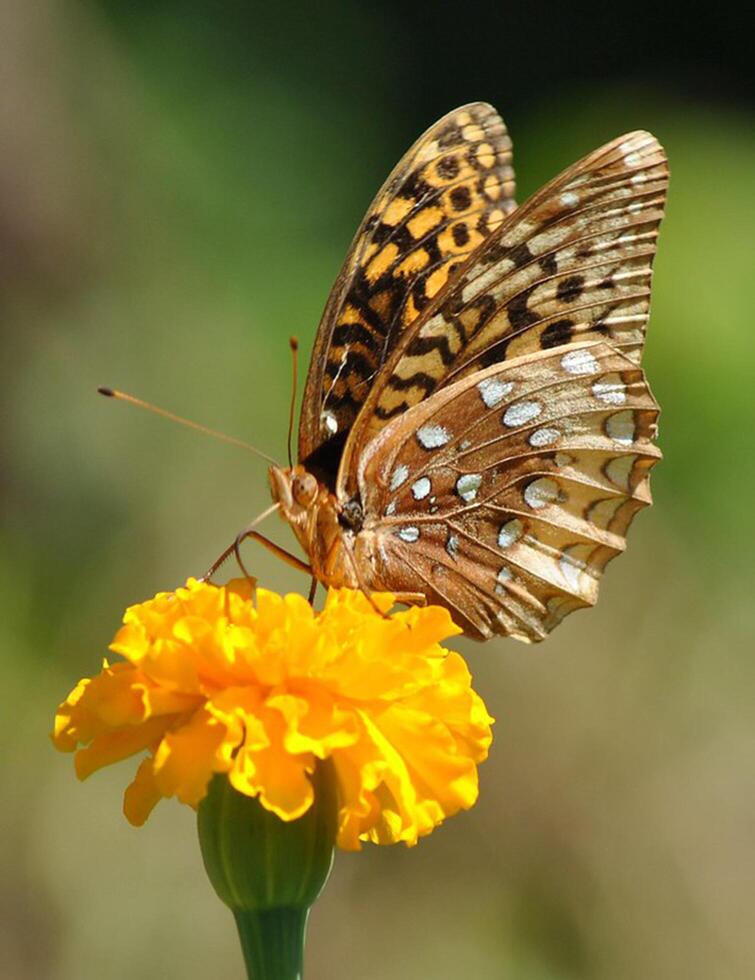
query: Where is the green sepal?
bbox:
[197,762,338,979]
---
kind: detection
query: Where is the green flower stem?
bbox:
[198,764,338,980]
[234,907,308,980]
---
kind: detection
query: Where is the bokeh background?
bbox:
[3,2,754,978]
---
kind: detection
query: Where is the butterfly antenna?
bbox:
[97,387,280,466]
[287,336,299,467]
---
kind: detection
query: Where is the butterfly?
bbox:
[266,102,667,642]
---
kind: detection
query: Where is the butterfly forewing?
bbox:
[278,106,667,642]
[345,131,668,466]
[356,343,661,640]
[298,102,516,483]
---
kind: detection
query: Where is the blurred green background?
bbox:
[2,2,754,978]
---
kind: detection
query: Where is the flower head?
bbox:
[53,578,493,849]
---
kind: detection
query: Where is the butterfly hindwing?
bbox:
[298,102,517,484]
[357,343,661,640]
[346,130,668,465]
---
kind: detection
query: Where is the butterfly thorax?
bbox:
[269,465,377,590]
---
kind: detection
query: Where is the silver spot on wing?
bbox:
[524,477,561,510]
[477,377,514,408]
[397,526,420,543]
[455,473,482,502]
[416,424,451,449]
[498,518,523,548]
[503,400,542,427]
[411,477,431,500]
[390,464,409,491]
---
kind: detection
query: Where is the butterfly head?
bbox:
[269,464,319,522]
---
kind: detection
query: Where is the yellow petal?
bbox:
[231,743,315,821]
[123,757,162,826]
[153,709,227,807]
[74,715,170,780]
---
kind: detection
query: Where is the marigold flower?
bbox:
[53,578,493,849]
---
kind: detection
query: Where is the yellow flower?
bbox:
[53,578,493,850]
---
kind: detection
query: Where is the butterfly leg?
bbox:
[307,577,318,605]
[357,582,387,618]
[200,540,236,581]
[202,531,312,582]
[336,541,395,618]
[237,530,312,578]
[392,591,428,607]
[319,535,414,617]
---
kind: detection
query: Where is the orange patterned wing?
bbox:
[357,343,661,641]
[345,130,668,475]
[298,102,516,484]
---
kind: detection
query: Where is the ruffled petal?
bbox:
[74,715,170,780]
[152,709,228,807]
[123,757,162,826]
[232,743,315,821]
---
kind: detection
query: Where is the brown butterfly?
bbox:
[234,103,667,641]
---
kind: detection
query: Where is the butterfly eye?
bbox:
[292,472,318,506]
